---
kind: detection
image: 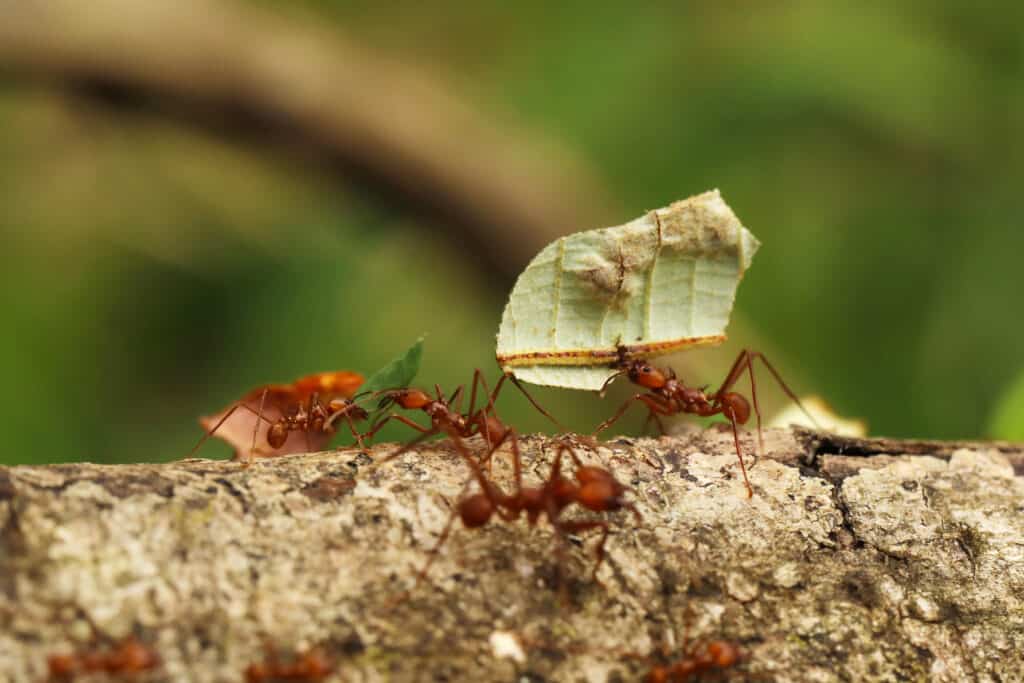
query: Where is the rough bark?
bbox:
[1,427,1022,682]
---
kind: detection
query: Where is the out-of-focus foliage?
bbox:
[990,368,1024,441]
[1,1,1022,464]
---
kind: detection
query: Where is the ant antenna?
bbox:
[598,369,627,397]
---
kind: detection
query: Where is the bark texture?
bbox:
[1,427,1022,682]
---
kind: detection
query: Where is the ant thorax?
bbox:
[676,385,709,407]
[427,402,464,431]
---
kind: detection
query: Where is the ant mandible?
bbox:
[595,347,816,497]
[190,371,369,462]
[395,435,641,601]
[645,639,743,683]
[47,636,160,680]
[244,646,333,683]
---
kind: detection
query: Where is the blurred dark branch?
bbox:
[0,0,616,283]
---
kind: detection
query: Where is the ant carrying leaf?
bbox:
[595,347,819,497]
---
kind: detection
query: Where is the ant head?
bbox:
[376,388,432,410]
[458,493,494,528]
[627,361,667,390]
[327,398,369,419]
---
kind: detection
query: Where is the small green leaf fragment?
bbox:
[358,337,424,398]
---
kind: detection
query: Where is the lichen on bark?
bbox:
[1,427,1022,682]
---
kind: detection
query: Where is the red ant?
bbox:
[395,435,641,601]
[368,369,563,466]
[644,639,743,683]
[244,646,333,683]
[191,371,367,462]
[47,636,160,680]
[595,348,816,497]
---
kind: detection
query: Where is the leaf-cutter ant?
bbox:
[596,348,817,497]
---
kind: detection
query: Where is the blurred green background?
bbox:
[2,0,1023,465]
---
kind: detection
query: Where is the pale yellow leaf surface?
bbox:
[496,190,759,390]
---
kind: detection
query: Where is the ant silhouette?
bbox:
[46,635,160,680]
[368,369,563,466]
[244,645,333,683]
[595,348,817,497]
[392,435,641,603]
[191,371,369,462]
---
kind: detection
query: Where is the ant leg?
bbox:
[598,369,628,397]
[186,404,241,459]
[558,520,610,584]
[469,370,495,453]
[377,425,441,465]
[726,413,753,499]
[479,428,512,477]
[344,413,367,451]
[641,410,668,436]
[186,396,278,461]
[448,385,465,414]
[468,370,489,418]
[717,349,821,453]
[364,413,432,442]
[248,388,269,464]
[594,394,673,437]
[550,437,585,472]
[387,477,475,608]
[507,374,567,432]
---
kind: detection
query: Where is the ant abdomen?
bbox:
[267,422,289,449]
[478,415,508,444]
[577,480,620,512]
[458,494,494,527]
[720,392,751,424]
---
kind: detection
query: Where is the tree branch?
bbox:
[2,428,1022,681]
[0,0,615,283]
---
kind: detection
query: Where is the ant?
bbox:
[244,646,333,683]
[394,435,641,602]
[644,640,743,683]
[368,369,563,466]
[47,636,160,680]
[595,348,817,497]
[191,371,368,462]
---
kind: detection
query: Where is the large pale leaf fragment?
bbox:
[496,190,759,390]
